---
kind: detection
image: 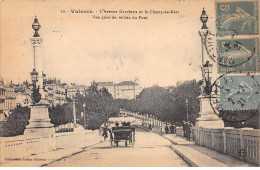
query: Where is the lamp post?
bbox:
[72,97,77,127]
[30,69,38,105]
[203,61,213,95]
[194,8,224,133]
[24,16,54,136]
[185,98,189,121]
[83,103,86,129]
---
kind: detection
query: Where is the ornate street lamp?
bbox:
[30,68,38,83]
[203,60,213,95]
[200,8,208,29]
[185,98,189,121]
[32,16,41,37]
[83,103,86,129]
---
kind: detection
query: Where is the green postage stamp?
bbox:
[219,74,260,110]
[217,37,259,73]
[216,0,259,36]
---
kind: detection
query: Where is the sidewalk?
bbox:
[0,136,103,167]
[163,134,257,167]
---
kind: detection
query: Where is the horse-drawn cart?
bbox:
[110,126,135,147]
[107,116,136,147]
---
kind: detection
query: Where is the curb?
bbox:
[169,145,197,167]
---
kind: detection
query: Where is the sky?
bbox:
[0,0,217,87]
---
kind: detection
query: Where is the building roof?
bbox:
[97,81,114,86]
[117,81,138,86]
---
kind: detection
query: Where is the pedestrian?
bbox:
[102,126,108,140]
[165,124,169,134]
[186,121,192,141]
[182,121,186,137]
[108,128,113,141]
[170,124,175,134]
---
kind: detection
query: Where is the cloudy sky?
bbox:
[0,0,217,87]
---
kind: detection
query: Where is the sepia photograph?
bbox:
[0,0,259,167]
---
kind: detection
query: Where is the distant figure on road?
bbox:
[182,121,186,137]
[170,124,175,134]
[186,121,192,141]
[102,126,108,140]
[165,124,169,134]
[108,128,113,141]
[115,122,119,127]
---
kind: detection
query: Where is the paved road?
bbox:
[47,128,188,167]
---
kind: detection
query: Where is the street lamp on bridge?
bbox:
[185,98,189,121]
[83,103,86,129]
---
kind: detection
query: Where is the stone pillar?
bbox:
[211,128,214,150]
[195,10,224,142]
[31,37,46,98]
[24,17,54,136]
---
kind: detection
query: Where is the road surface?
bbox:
[47,128,188,167]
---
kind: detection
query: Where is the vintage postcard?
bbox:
[0,0,259,167]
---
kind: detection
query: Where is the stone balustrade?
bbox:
[197,127,260,165]
[0,130,100,164]
[164,124,259,165]
[125,110,260,165]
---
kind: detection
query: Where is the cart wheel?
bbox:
[116,142,118,147]
[125,140,128,147]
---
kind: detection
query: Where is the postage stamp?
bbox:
[217,37,259,73]
[219,74,260,110]
[216,0,259,36]
[209,73,260,122]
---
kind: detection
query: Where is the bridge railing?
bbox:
[196,127,260,166]
[0,130,100,164]
[54,123,75,133]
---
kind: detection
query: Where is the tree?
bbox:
[75,81,119,129]
[116,80,201,125]
[49,103,73,126]
[0,106,30,137]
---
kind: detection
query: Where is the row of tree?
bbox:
[117,80,201,125]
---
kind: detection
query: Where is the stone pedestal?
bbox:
[195,95,224,128]
[195,95,224,144]
[24,100,54,136]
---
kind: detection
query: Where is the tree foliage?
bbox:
[49,103,73,126]
[75,81,119,129]
[116,80,201,125]
[0,106,30,137]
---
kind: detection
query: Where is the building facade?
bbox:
[45,84,66,107]
[115,81,143,100]
[97,81,143,100]
[65,84,88,100]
